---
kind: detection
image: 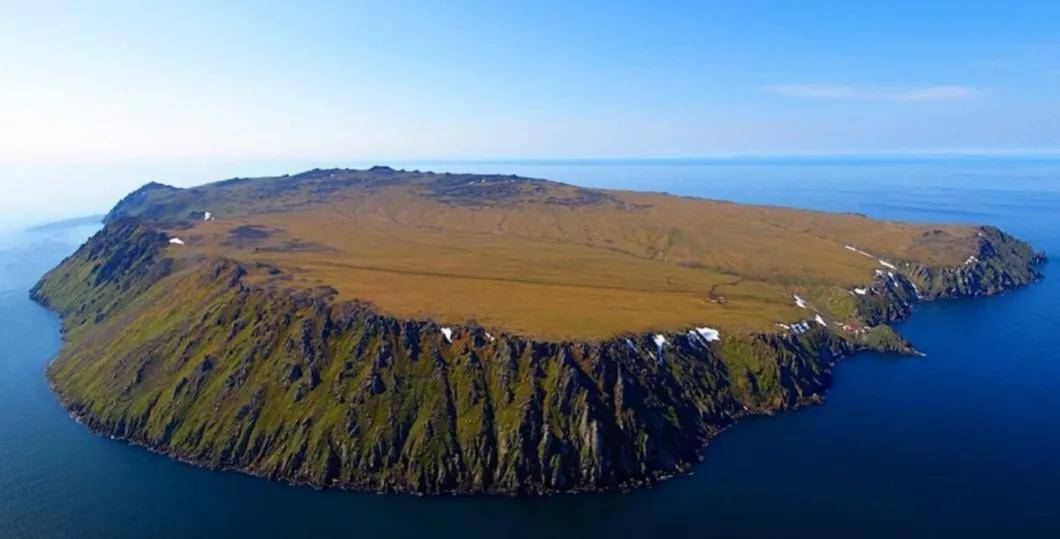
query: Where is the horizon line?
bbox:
[390,151,1060,164]
[7,149,1060,169]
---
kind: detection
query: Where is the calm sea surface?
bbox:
[1,159,1058,538]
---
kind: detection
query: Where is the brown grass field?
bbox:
[153,171,978,340]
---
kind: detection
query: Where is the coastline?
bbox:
[31,218,1045,496]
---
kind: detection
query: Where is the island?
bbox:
[31,167,1045,495]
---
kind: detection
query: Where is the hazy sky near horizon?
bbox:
[1,1,1059,226]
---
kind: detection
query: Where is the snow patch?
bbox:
[878,259,897,270]
[965,255,979,265]
[440,327,453,343]
[485,331,495,343]
[653,334,668,361]
[793,294,808,309]
[203,211,213,221]
[814,314,828,327]
[168,237,185,245]
[688,327,720,343]
[853,287,868,295]
[844,244,875,258]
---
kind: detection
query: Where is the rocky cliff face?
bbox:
[910,227,1045,298]
[31,219,1044,495]
[850,226,1044,328]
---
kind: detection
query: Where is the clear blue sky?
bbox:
[1,1,1058,225]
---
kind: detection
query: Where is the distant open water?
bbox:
[1,158,1058,538]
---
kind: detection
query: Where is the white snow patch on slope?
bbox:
[853,287,868,295]
[440,327,453,343]
[793,294,808,309]
[203,211,213,221]
[168,237,185,245]
[814,314,828,327]
[653,334,668,361]
[844,244,875,258]
[878,259,897,270]
[688,327,720,343]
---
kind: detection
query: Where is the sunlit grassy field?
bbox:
[154,170,978,340]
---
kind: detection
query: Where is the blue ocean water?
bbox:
[1,158,1057,538]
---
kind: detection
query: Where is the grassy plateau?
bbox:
[30,167,1043,494]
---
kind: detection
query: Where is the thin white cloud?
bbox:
[762,84,978,101]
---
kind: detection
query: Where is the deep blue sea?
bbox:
[2,158,1058,538]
